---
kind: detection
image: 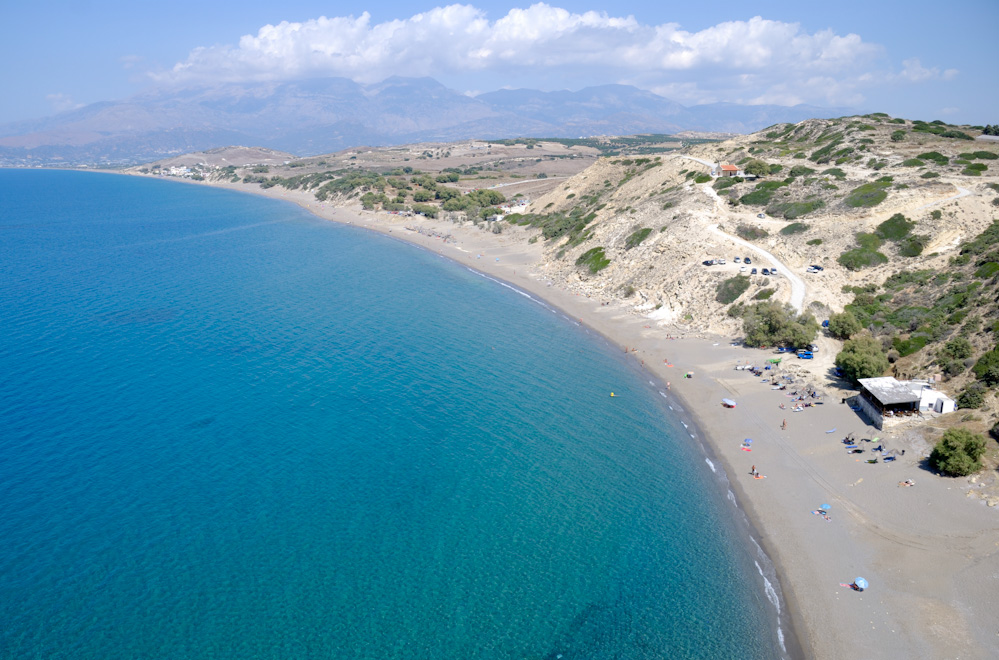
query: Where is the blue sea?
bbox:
[0,170,786,659]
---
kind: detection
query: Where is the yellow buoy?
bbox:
[610,392,616,397]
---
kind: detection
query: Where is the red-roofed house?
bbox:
[719,164,739,177]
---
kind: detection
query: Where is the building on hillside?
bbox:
[855,377,956,429]
[719,164,740,177]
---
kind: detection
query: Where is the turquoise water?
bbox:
[0,170,782,658]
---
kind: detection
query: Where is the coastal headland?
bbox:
[197,177,999,659]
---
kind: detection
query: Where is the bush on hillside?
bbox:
[780,222,809,235]
[624,227,653,249]
[890,130,906,142]
[876,213,915,241]
[917,151,949,166]
[716,275,751,304]
[929,428,987,476]
[575,247,610,274]
[835,334,890,382]
[972,345,999,386]
[844,179,892,208]
[736,224,769,240]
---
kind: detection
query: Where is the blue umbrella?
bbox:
[820,504,831,510]
[854,577,868,590]
[744,438,753,444]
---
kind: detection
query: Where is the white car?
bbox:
[770,268,779,276]
[739,265,747,272]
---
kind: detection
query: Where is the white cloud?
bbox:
[899,58,957,82]
[152,3,946,107]
[46,93,83,113]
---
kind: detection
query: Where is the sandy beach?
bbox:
[205,180,999,659]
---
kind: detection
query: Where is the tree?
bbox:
[835,334,889,382]
[929,427,987,476]
[971,345,999,386]
[743,159,771,177]
[943,337,973,360]
[827,310,862,340]
[890,130,906,142]
[741,300,819,347]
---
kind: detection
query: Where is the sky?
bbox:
[1,0,996,125]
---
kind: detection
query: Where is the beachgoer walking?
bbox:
[750,465,756,476]
[781,419,787,430]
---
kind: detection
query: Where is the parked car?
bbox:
[757,213,765,219]
[777,346,797,353]
[703,260,714,266]
[734,257,741,263]
[761,268,770,275]
[810,265,824,271]
[751,268,758,275]
[740,265,747,272]
[744,257,752,264]
[717,258,726,264]
[796,350,814,360]
[770,268,780,276]
[808,344,819,352]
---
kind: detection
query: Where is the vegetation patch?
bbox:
[838,232,888,270]
[975,262,999,279]
[875,213,915,241]
[917,151,949,166]
[901,158,925,167]
[575,247,611,274]
[780,222,809,235]
[843,179,892,208]
[736,224,769,240]
[806,238,823,246]
[768,199,825,219]
[929,428,987,476]
[820,167,846,179]
[624,227,653,250]
[716,275,751,304]
[741,301,819,348]
[694,174,712,184]
[753,288,775,300]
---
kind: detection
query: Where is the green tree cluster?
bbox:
[743,159,771,177]
[835,334,889,382]
[741,301,819,348]
[929,428,987,476]
[827,310,862,339]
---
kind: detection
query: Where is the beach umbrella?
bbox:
[854,577,868,590]
[744,438,753,444]
[721,398,737,408]
[820,504,831,510]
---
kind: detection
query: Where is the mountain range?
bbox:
[0,77,852,165]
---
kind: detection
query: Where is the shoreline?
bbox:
[158,175,999,658]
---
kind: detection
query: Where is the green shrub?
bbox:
[741,300,819,347]
[625,227,653,249]
[962,168,983,176]
[972,345,999,385]
[940,130,973,140]
[780,222,809,235]
[714,177,739,190]
[575,247,611,274]
[716,275,751,304]
[789,165,816,177]
[929,428,987,475]
[921,171,940,178]
[821,167,846,179]
[839,233,888,270]
[740,189,774,205]
[827,311,862,339]
[844,180,891,208]
[835,334,890,382]
[736,224,769,240]
[898,235,929,257]
[694,174,712,184]
[876,213,915,241]
[754,288,775,300]
[769,199,825,219]
[944,337,974,360]
[890,130,906,142]
[806,238,823,246]
[975,262,999,278]
[892,334,929,357]
[972,151,998,160]
[917,151,949,166]
[901,158,925,167]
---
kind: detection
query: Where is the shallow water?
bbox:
[0,170,779,658]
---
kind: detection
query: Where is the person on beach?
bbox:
[750,465,756,476]
[781,419,787,430]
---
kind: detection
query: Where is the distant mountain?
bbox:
[0,77,853,165]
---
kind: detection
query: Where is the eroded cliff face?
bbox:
[520,117,997,338]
